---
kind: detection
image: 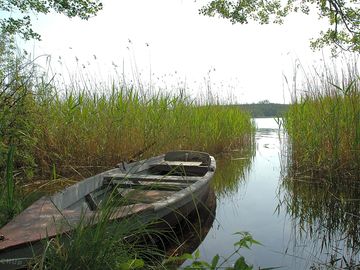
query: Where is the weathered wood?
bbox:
[164,150,211,166]
[111,180,191,191]
[160,161,203,166]
[85,194,98,211]
[120,190,175,204]
[0,150,216,270]
[149,163,208,176]
[103,173,200,184]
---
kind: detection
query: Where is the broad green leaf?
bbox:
[210,254,220,269]
[234,256,253,270]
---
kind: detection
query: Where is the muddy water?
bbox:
[182,118,360,269]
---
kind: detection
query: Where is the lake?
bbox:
[182,118,360,269]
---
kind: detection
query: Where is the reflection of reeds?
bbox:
[279,177,360,267]
[282,58,360,267]
[211,145,255,197]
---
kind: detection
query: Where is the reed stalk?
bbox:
[284,59,360,181]
[5,145,15,214]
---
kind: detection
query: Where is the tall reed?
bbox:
[25,82,253,180]
[0,50,254,196]
[284,59,360,180]
[30,190,171,270]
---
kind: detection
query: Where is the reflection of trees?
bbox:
[280,176,360,267]
[211,146,254,197]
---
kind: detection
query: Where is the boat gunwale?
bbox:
[0,151,216,266]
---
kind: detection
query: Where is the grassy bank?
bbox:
[33,88,254,179]
[283,62,360,181]
[0,54,254,223]
[0,47,254,268]
[1,85,254,181]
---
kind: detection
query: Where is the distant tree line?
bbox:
[237,101,289,118]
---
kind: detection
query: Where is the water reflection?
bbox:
[211,146,254,197]
[177,118,359,269]
[165,190,217,268]
[278,114,360,268]
[280,175,360,268]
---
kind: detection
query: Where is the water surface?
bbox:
[183,118,360,269]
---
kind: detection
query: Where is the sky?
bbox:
[23,0,332,104]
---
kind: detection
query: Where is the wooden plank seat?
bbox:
[164,151,211,166]
[109,180,191,191]
[159,161,203,166]
[103,173,201,184]
[148,162,208,176]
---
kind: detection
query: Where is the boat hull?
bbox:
[0,151,216,269]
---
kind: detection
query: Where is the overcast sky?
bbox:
[26,0,332,103]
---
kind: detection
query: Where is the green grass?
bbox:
[0,50,254,190]
[281,59,360,269]
[0,50,255,268]
[1,77,254,183]
[33,87,254,179]
[283,61,360,181]
[29,189,173,270]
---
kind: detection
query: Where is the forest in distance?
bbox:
[236,102,289,118]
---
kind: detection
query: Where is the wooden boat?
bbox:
[0,150,216,269]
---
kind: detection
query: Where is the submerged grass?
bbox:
[284,59,360,181]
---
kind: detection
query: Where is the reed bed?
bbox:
[32,85,253,179]
[0,54,254,225]
[283,60,360,181]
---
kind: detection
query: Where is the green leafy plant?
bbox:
[0,145,24,226]
[164,231,275,270]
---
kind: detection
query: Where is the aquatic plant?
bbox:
[284,58,360,181]
[33,86,253,180]
[0,46,254,268]
[0,47,254,236]
[165,231,262,270]
[282,57,360,268]
[29,190,170,270]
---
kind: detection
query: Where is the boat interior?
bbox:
[63,151,214,213]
